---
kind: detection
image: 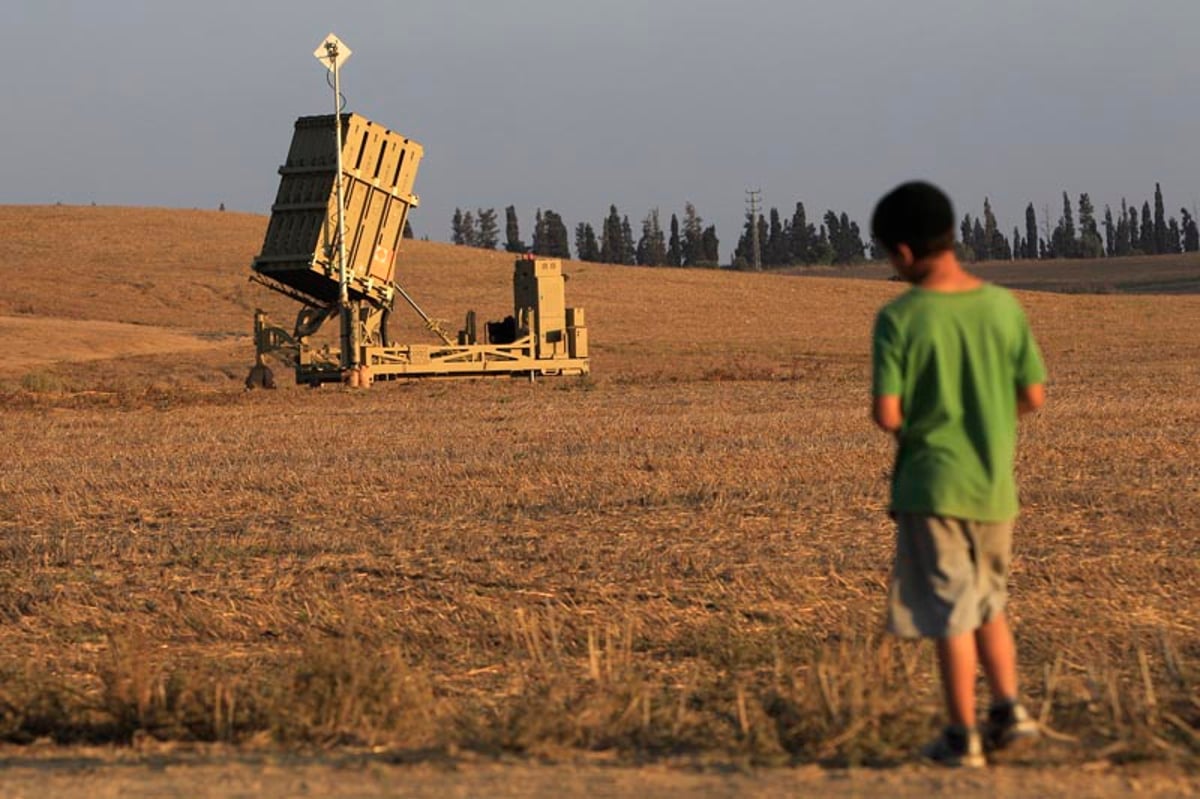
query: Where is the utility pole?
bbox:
[745,189,762,271]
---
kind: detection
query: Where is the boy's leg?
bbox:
[976,610,1040,751]
[891,514,984,727]
[936,631,978,728]
[975,611,1018,704]
[968,520,1040,752]
[891,515,988,766]
[935,610,1021,733]
[966,518,1018,705]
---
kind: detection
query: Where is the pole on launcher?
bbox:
[316,34,357,370]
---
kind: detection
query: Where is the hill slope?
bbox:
[3,205,1199,389]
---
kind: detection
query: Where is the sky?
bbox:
[3,1,1198,262]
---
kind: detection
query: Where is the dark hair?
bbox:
[871,181,956,259]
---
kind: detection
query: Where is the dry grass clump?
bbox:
[18,370,70,394]
[0,207,1197,768]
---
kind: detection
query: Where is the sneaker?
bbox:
[920,725,986,768]
[984,701,1040,753]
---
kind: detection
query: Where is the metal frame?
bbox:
[250,282,590,386]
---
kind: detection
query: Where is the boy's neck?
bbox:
[908,251,982,292]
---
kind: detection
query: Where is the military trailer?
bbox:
[247,113,589,387]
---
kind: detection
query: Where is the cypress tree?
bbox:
[959,214,975,261]
[451,208,467,245]
[575,222,599,262]
[1103,206,1115,257]
[1053,191,1076,258]
[1063,192,1076,248]
[870,235,887,261]
[476,208,499,250]
[1180,206,1200,250]
[1024,203,1038,259]
[1077,193,1102,258]
[636,209,667,266]
[1168,217,1182,254]
[989,229,1011,260]
[667,214,683,266]
[734,212,769,269]
[816,211,865,265]
[1181,208,1200,252]
[1127,201,1140,253]
[825,211,843,263]
[599,205,623,263]
[531,209,545,255]
[504,205,525,253]
[461,210,477,247]
[843,213,865,263]
[682,203,705,267]
[620,216,636,265]
[790,202,814,264]
[701,225,720,266]
[556,212,572,258]
[981,198,999,261]
[811,224,833,264]
[733,210,756,270]
[972,218,986,261]
[538,210,570,258]
[766,208,787,267]
[1140,202,1154,254]
[980,199,1010,260]
[1153,183,1167,254]
[1115,201,1131,256]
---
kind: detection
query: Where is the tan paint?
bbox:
[248,114,588,387]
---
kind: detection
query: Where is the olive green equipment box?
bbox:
[247,113,589,387]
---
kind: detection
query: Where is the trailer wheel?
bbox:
[245,364,276,390]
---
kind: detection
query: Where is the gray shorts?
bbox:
[887,513,1014,639]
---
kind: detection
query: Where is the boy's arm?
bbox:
[871,309,903,434]
[1012,300,1046,416]
[1018,382,1045,415]
[873,394,903,433]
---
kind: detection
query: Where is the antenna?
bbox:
[745,189,762,271]
[314,32,357,370]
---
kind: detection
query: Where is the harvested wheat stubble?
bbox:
[0,206,1196,770]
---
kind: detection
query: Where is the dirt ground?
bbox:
[2,207,1197,796]
[0,315,227,375]
[0,749,1196,799]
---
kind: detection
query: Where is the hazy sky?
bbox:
[3,1,1198,261]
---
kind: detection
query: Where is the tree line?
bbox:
[967,183,1200,262]
[731,202,868,268]
[451,203,720,267]
[448,182,1198,267]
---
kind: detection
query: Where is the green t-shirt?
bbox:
[872,283,1046,522]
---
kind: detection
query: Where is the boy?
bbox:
[870,181,1046,767]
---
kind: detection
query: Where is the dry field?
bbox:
[797,251,1200,295]
[0,206,1197,791]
